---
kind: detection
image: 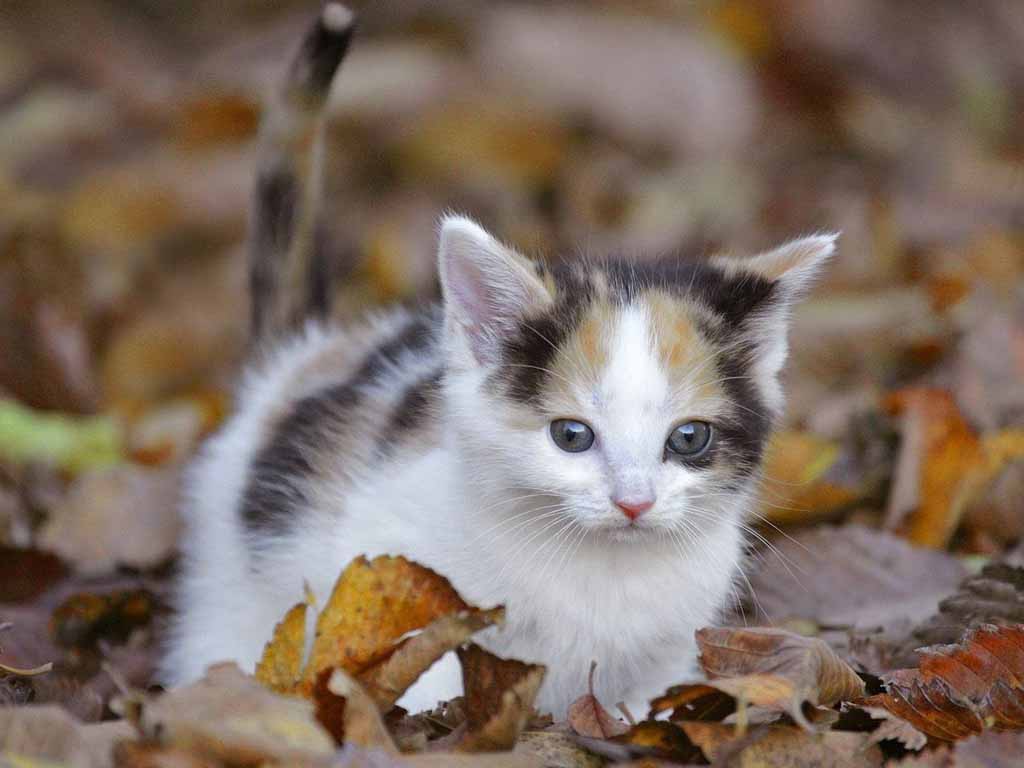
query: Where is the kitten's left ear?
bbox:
[713,233,838,301]
[713,233,838,399]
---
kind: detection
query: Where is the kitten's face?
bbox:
[439,217,834,543]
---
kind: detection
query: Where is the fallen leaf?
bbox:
[567,662,629,739]
[745,524,967,630]
[37,465,181,575]
[865,624,1024,741]
[900,563,1024,662]
[612,721,703,764]
[139,663,335,764]
[50,589,156,650]
[952,730,1024,767]
[759,431,863,524]
[457,644,546,752]
[514,731,603,768]
[0,401,120,475]
[254,602,307,695]
[0,705,133,768]
[681,721,883,767]
[359,607,506,711]
[0,547,67,604]
[883,389,985,549]
[256,555,504,714]
[314,668,397,750]
[697,628,865,724]
[304,555,470,687]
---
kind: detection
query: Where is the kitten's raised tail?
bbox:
[249,3,356,344]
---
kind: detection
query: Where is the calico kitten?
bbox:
[162,5,836,716]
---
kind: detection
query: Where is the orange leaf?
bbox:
[865,624,1024,741]
[884,388,984,549]
[255,602,307,694]
[304,555,469,686]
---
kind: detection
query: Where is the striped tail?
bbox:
[249,3,356,343]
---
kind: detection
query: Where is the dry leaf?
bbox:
[681,721,883,767]
[612,721,703,764]
[0,705,133,768]
[254,602,307,694]
[457,644,545,752]
[908,563,1024,654]
[359,607,505,711]
[652,627,865,729]
[745,524,966,630]
[513,731,603,768]
[139,663,335,764]
[304,555,469,686]
[255,555,504,713]
[864,623,1024,741]
[567,662,629,739]
[314,668,398,751]
[37,466,182,575]
[0,547,68,604]
[760,431,862,524]
[883,389,985,549]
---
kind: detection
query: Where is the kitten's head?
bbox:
[438,215,834,542]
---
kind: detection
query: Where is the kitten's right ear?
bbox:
[438,215,551,364]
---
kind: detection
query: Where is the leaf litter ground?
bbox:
[4,0,1024,766]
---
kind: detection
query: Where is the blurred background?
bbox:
[2,0,1024,710]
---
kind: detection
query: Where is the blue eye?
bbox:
[550,419,595,453]
[666,421,713,459]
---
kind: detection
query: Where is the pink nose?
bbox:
[614,498,654,520]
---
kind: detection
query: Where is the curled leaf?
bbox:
[457,644,545,752]
[864,623,1024,741]
[652,627,865,729]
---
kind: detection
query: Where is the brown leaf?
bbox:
[611,721,703,764]
[255,556,503,714]
[113,741,221,768]
[864,623,1024,741]
[681,721,883,767]
[513,731,603,768]
[567,662,629,739]
[0,705,133,767]
[313,667,398,751]
[304,555,469,687]
[745,523,967,632]
[50,589,156,650]
[457,644,545,752]
[691,627,866,726]
[139,662,335,763]
[907,563,1024,656]
[359,607,505,711]
[0,547,68,604]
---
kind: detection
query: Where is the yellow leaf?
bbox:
[255,602,307,694]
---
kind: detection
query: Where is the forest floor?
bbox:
[2,1,1024,766]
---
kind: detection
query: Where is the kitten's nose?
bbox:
[613,497,654,521]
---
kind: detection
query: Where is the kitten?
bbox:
[162,5,835,716]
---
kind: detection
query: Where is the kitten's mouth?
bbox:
[591,516,660,542]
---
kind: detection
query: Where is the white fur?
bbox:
[164,217,824,717]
